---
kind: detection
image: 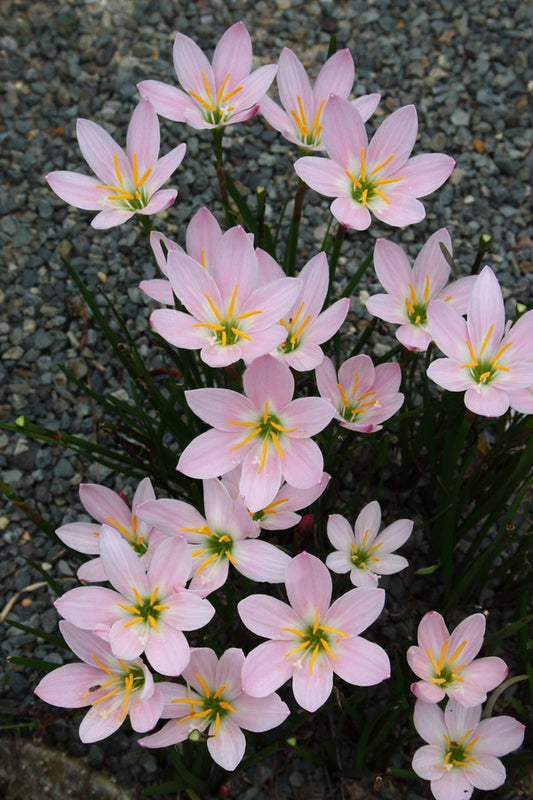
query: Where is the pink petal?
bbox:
[354,501,381,545]
[137,80,192,122]
[413,699,446,745]
[286,552,331,621]
[243,355,294,410]
[334,637,390,685]
[475,716,525,757]
[322,95,367,169]
[400,153,455,197]
[215,648,245,700]
[426,358,472,392]
[373,238,413,297]
[294,155,348,196]
[326,587,385,636]
[144,624,191,676]
[173,32,214,98]
[45,171,102,210]
[34,663,104,708]
[233,539,291,583]
[412,745,446,780]
[212,21,252,86]
[464,384,510,417]
[178,429,246,479]
[367,105,418,172]
[238,594,298,638]
[241,640,295,696]
[412,228,452,293]
[292,656,333,711]
[351,93,381,122]
[417,611,449,653]
[314,49,354,103]
[148,144,186,193]
[147,536,192,594]
[466,755,506,791]
[371,193,426,226]
[76,118,128,185]
[129,689,164,733]
[91,207,134,229]
[126,99,159,175]
[467,266,505,353]
[431,769,473,800]
[330,196,372,230]
[163,589,215,631]
[54,586,120,630]
[281,438,325,489]
[55,521,100,554]
[327,514,354,551]
[185,387,256,430]
[99,526,149,598]
[186,206,222,268]
[427,300,469,360]
[277,47,313,121]
[207,718,246,771]
[79,483,131,528]
[232,692,290,732]
[79,703,124,743]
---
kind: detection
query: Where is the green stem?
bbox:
[326,223,346,302]
[212,127,232,224]
[283,179,308,276]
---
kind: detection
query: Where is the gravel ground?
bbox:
[1,0,531,797]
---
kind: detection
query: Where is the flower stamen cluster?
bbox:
[104,514,148,556]
[460,324,512,385]
[180,523,239,573]
[345,148,403,207]
[193,285,261,346]
[279,300,312,352]
[227,400,297,473]
[95,152,152,210]
[350,530,384,569]
[116,585,170,633]
[290,95,326,147]
[442,729,479,770]
[282,606,349,675]
[405,276,431,326]
[188,70,243,125]
[426,638,467,687]
[83,653,144,721]
[172,672,236,738]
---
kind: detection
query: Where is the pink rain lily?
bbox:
[139,207,224,305]
[407,611,508,707]
[150,225,301,368]
[412,699,525,800]
[316,354,404,433]
[178,355,335,513]
[35,621,163,743]
[46,99,186,229]
[326,501,413,588]
[54,528,215,676]
[366,230,476,352]
[507,385,533,414]
[137,478,291,597]
[427,265,533,417]
[55,477,167,583]
[138,22,277,129]
[238,552,390,712]
[139,647,289,770]
[294,96,455,230]
[260,47,379,151]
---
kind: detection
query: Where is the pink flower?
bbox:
[260,47,379,151]
[139,647,289,770]
[366,230,476,352]
[407,611,508,707]
[294,96,455,230]
[326,501,412,587]
[150,225,301,367]
[34,621,163,742]
[46,99,186,229]
[138,22,276,129]
[54,528,215,676]
[427,265,533,417]
[412,699,525,800]
[316,354,404,433]
[177,355,335,512]
[139,207,224,305]
[55,477,167,583]
[137,478,291,597]
[238,552,390,712]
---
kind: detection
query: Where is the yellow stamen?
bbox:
[195,552,219,576]
[373,175,404,186]
[203,291,223,323]
[448,640,467,666]
[269,431,284,458]
[309,644,320,674]
[257,438,268,474]
[114,153,124,186]
[361,188,368,206]
[123,617,142,628]
[147,615,159,632]
[172,697,204,706]
[261,497,289,515]
[317,624,349,638]
[229,425,261,450]
[215,73,231,107]
[231,327,251,341]
[221,84,243,103]
[270,421,297,433]
[369,153,395,175]
[490,340,513,364]
[91,687,119,706]
[116,603,141,615]
[263,401,269,425]
[426,647,441,675]
[104,516,133,542]
[311,99,326,133]
[132,586,143,606]
[438,639,449,672]
[180,525,213,537]
[219,700,236,713]
[313,607,320,635]
[479,324,493,357]
[212,683,226,699]
[360,146,366,182]
[345,169,362,189]
[320,638,336,660]
[424,274,430,303]
[373,188,391,204]
[225,550,238,566]
[296,95,308,136]
[479,371,491,382]
[227,283,238,319]
[284,640,311,658]
[201,71,212,102]
[461,340,478,369]
[196,672,211,698]
[337,383,350,409]
[121,672,134,720]
[290,313,311,344]
[192,548,207,558]
[235,309,262,321]
[282,626,308,637]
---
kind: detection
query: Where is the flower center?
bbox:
[227,401,297,473]
[279,300,312,353]
[282,606,349,675]
[350,528,383,569]
[104,513,149,556]
[179,523,239,575]
[345,147,403,206]
[83,654,145,720]
[95,152,152,210]
[188,71,243,125]
[336,370,380,422]
[460,324,512,385]
[116,585,170,633]
[405,277,430,326]
[443,730,479,770]
[193,284,261,347]
[426,637,468,688]
[290,95,326,147]
[172,672,236,738]
[251,496,289,522]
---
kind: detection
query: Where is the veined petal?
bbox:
[373,238,413,297]
[45,171,102,210]
[427,300,469,360]
[400,153,455,197]
[91,207,135,229]
[277,47,313,122]
[464,384,509,417]
[330,196,372,230]
[173,32,214,98]
[334,637,390,685]
[327,514,355,551]
[54,585,121,630]
[413,698,446,744]
[233,539,291,583]
[185,387,256,430]
[322,95,367,169]
[292,655,333,711]
[467,266,505,354]
[178,429,248,479]
[241,640,295,696]
[232,693,290,733]
[294,155,348,197]
[212,21,252,85]
[351,93,381,123]
[34,663,105,708]
[148,143,186,193]
[370,193,426,227]
[126,98,159,175]
[144,624,190,676]
[416,611,449,654]
[55,521,100,554]
[286,551,331,621]
[79,702,124,743]
[285,397,335,437]
[327,587,385,636]
[76,118,129,185]
[186,206,222,268]
[99,526,149,598]
[207,718,246,771]
[367,105,418,172]
[137,80,193,122]
[79,483,132,529]
[412,745,446,780]
[475,716,525,757]
[314,49,354,103]
[147,536,191,595]
[426,358,473,392]
[281,438,325,490]
[238,594,297,638]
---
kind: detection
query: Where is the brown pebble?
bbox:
[21,597,32,607]
[472,139,485,153]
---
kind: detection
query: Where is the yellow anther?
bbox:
[270,431,284,458]
[196,672,211,698]
[257,438,269,474]
[448,639,467,666]
[424,274,430,303]
[104,516,133,541]
[121,672,134,720]
[360,146,366,183]
[479,324,493,357]
[203,291,223,323]
[309,644,320,675]
[369,153,395,175]
[132,586,143,606]
[195,552,219,576]
[311,99,326,134]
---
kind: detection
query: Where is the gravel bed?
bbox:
[1,0,531,797]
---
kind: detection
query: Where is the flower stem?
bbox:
[283,179,308,276]
[212,128,232,225]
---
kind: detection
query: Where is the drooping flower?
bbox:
[316,354,404,433]
[138,22,277,129]
[326,501,413,587]
[239,552,390,712]
[150,225,301,367]
[139,647,289,770]
[426,265,533,417]
[34,621,163,743]
[177,355,335,512]
[54,528,215,676]
[407,611,508,707]
[412,699,525,800]
[366,230,476,352]
[137,478,291,597]
[260,47,379,151]
[46,99,186,229]
[55,477,167,583]
[294,96,455,230]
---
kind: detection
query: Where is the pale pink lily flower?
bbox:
[326,501,413,588]
[412,699,525,800]
[427,265,533,417]
[138,22,277,129]
[507,385,533,414]
[407,611,508,707]
[137,478,291,597]
[139,207,224,305]
[46,99,186,229]
[260,47,379,151]
[150,225,301,367]
[34,621,163,743]
[366,230,476,352]
[55,477,167,583]
[178,355,335,513]
[222,465,331,532]
[294,96,455,230]
[316,354,404,433]
[54,528,215,676]
[272,251,350,371]
[139,647,289,770]
[238,552,390,712]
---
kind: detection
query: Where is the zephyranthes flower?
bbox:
[412,699,525,800]
[139,647,289,770]
[239,552,390,712]
[294,96,455,230]
[138,21,276,129]
[35,621,163,743]
[407,611,508,707]
[46,99,186,228]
